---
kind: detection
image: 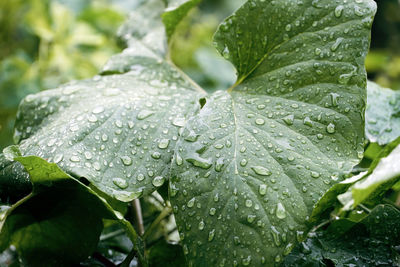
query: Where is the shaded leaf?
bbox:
[170,0,376,265]
[148,240,186,267]
[0,153,144,266]
[283,204,400,266]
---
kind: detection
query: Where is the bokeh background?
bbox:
[0,0,399,150]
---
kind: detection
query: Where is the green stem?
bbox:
[143,206,172,241]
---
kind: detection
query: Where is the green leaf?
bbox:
[11,0,203,202]
[366,81,400,145]
[162,0,201,41]
[283,204,400,266]
[170,0,376,265]
[0,153,31,204]
[0,153,144,266]
[338,137,400,210]
[148,240,186,267]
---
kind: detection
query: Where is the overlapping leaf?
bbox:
[366,81,400,145]
[0,151,144,266]
[283,205,400,266]
[338,137,400,210]
[170,0,376,265]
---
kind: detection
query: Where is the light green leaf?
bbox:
[162,0,201,41]
[283,204,400,266]
[366,81,400,145]
[338,137,400,210]
[11,0,203,202]
[0,153,145,266]
[102,0,200,75]
[170,0,376,265]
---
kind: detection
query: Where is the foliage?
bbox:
[0,0,400,266]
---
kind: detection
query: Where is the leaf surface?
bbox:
[366,81,400,145]
[10,0,202,202]
[170,0,376,265]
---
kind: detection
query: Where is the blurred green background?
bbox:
[0,0,399,150]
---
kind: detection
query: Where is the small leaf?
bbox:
[162,0,201,41]
[338,137,400,210]
[366,81,400,145]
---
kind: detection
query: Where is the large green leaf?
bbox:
[366,81,400,145]
[0,151,144,266]
[170,0,376,265]
[283,204,400,266]
[8,0,202,202]
[338,137,400,210]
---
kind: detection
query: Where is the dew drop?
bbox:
[187,197,195,208]
[137,110,154,120]
[326,123,336,134]
[335,5,344,17]
[255,118,265,125]
[283,114,294,125]
[259,184,267,195]
[113,178,128,189]
[276,203,287,219]
[198,220,205,230]
[70,155,80,162]
[152,176,165,187]
[251,166,271,176]
[208,229,215,241]
[113,152,128,165]
[158,139,170,149]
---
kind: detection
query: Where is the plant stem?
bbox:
[143,206,172,241]
[100,229,125,242]
[132,199,145,236]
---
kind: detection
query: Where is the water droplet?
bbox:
[245,199,253,207]
[208,229,215,241]
[303,117,313,127]
[113,178,128,189]
[158,139,170,149]
[84,151,92,160]
[121,156,132,166]
[326,123,336,134]
[92,106,104,114]
[335,5,344,17]
[137,173,145,181]
[247,214,256,223]
[198,220,205,230]
[255,118,265,125]
[70,156,80,162]
[240,159,248,167]
[209,208,216,216]
[187,156,212,169]
[172,118,185,127]
[283,114,294,125]
[311,171,320,178]
[137,110,154,120]
[152,176,165,187]
[330,38,343,52]
[251,166,271,176]
[242,256,251,266]
[54,154,63,163]
[259,184,267,195]
[276,203,286,219]
[215,157,224,172]
[187,197,195,208]
[152,152,161,159]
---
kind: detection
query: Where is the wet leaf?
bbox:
[9,0,202,202]
[170,0,376,265]
[366,81,400,145]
